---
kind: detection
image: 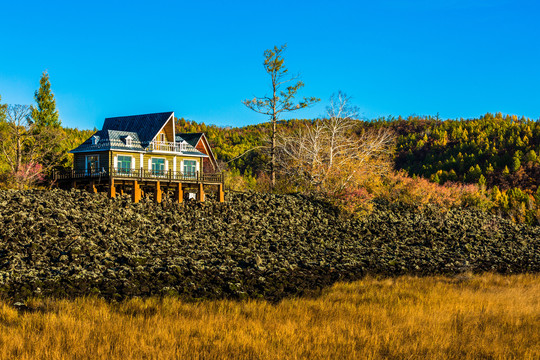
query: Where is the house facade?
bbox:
[57,111,224,203]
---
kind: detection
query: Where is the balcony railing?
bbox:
[148,141,197,153]
[54,168,224,184]
[78,139,198,154]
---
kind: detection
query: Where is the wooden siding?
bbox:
[194,140,214,173]
[155,117,175,143]
[110,151,202,173]
[73,152,110,172]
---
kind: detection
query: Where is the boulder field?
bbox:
[0,189,538,301]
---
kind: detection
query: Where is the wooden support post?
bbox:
[108,178,116,198]
[132,180,141,203]
[155,181,162,203]
[176,183,183,203]
[89,181,97,194]
[72,181,77,189]
[218,183,225,203]
[197,183,205,202]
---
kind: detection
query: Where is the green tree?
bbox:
[31,71,61,128]
[29,71,66,173]
[512,155,521,172]
[243,44,319,187]
[478,174,486,188]
[524,150,537,163]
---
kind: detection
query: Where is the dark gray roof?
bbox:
[176,133,203,147]
[70,112,208,157]
[71,129,145,153]
[102,112,174,144]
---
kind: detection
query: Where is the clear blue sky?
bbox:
[1,0,538,130]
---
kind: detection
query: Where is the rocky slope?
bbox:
[0,189,538,301]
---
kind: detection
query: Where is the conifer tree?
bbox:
[29,71,65,173]
[31,71,61,128]
[243,45,319,187]
[512,156,521,172]
[478,174,486,188]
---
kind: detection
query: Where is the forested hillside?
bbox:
[382,113,540,191]
[175,113,540,191]
[174,113,540,224]
[1,104,539,223]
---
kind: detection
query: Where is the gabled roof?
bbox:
[176,132,218,170]
[175,133,204,147]
[102,112,174,144]
[70,112,210,158]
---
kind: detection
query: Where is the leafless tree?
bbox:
[275,92,395,194]
[0,104,32,175]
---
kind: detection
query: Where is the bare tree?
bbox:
[275,92,395,195]
[243,44,319,187]
[0,105,32,175]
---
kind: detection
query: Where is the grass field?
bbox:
[0,273,538,359]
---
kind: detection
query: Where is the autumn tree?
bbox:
[274,92,395,195]
[243,44,319,187]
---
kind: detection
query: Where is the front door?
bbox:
[86,155,99,174]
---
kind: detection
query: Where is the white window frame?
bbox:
[117,155,133,174]
[151,157,166,177]
[183,159,197,178]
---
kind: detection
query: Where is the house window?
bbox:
[125,137,132,146]
[86,155,99,174]
[152,158,165,176]
[184,160,196,178]
[117,155,132,174]
[91,136,99,145]
[160,133,165,142]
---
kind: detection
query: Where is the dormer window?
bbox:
[124,135,133,146]
[91,136,99,145]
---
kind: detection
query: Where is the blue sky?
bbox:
[0,0,538,129]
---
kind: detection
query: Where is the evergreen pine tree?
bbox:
[512,156,521,172]
[478,174,486,188]
[31,71,61,128]
[29,71,66,173]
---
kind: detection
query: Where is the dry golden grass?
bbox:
[0,273,538,359]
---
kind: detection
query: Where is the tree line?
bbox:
[1,46,538,224]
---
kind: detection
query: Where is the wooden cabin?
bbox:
[55,111,224,203]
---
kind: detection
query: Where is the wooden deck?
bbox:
[54,168,225,185]
[53,168,225,203]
